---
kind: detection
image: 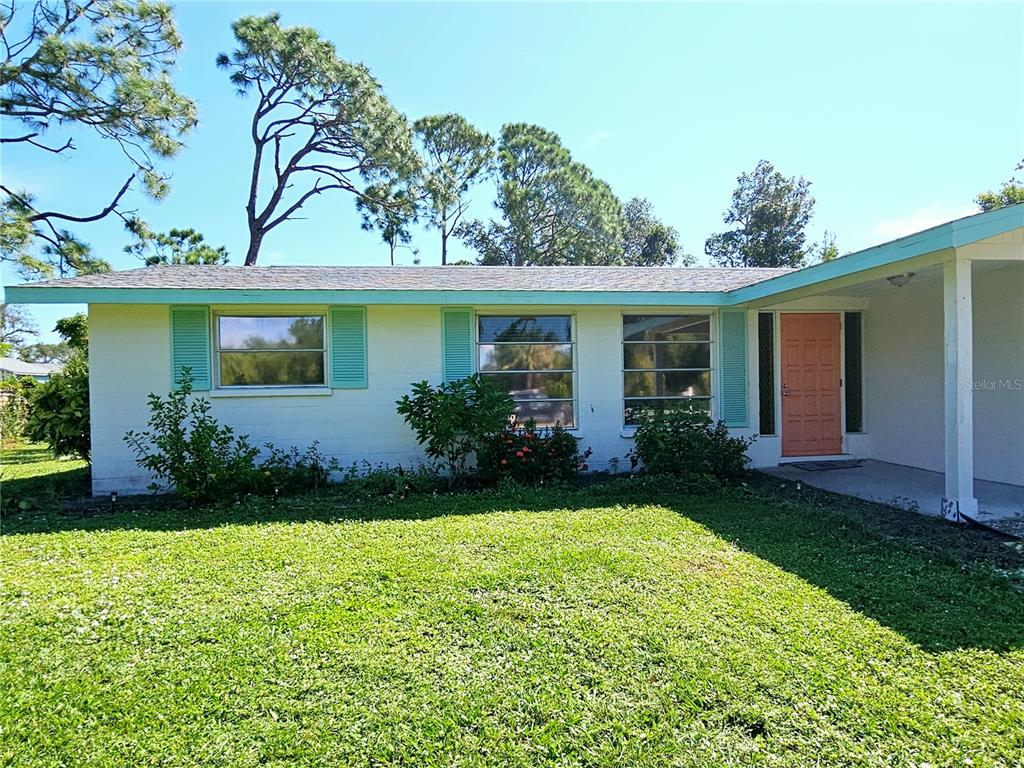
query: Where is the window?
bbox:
[758,313,776,435]
[217,315,326,387]
[477,315,574,427]
[623,314,712,425]
[844,312,863,432]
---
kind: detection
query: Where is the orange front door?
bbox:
[780,313,843,457]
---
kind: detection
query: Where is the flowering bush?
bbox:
[477,420,591,486]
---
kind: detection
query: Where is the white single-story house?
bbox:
[5,205,1023,520]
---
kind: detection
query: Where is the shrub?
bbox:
[257,442,340,497]
[396,375,515,486]
[338,462,444,501]
[1,376,36,441]
[24,352,90,460]
[628,407,753,485]
[124,369,263,504]
[477,420,591,486]
[125,371,350,504]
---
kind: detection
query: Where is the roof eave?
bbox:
[1,286,737,307]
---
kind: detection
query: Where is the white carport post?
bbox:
[941,256,978,522]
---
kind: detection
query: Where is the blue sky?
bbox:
[2,1,1022,341]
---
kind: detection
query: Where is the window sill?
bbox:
[208,387,333,398]
[620,427,637,439]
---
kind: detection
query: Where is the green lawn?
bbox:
[2,448,1023,766]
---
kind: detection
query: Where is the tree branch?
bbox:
[23,175,134,224]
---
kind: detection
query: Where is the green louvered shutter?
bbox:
[718,310,748,428]
[170,306,211,390]
[329,307,367,388]
[441,307,473,382]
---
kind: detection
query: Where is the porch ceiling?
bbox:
[817,260,1021,298]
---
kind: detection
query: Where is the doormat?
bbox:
[790,460,863,472]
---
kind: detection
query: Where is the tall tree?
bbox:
[705,160,816,268]
[621,197,688,266]
[0,0,197,277]
[0,303,37,356]
[413,114,494,265]
[124,222,229,266]
[218,13,420,266]
[356,182,420,265]
[458,124,623,266]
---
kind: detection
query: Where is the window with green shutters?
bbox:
[197,309,368,389]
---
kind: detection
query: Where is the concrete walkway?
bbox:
[764,459,1024,532]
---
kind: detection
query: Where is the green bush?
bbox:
[396,375,515,486]
[338,462,444,501]
[24,353,90,460]
[257,442,340,497]
[124,371,348,504]
[628,407,753,485]
[124,370,262,504]
[1,376,36,441]
[477,420,591,486]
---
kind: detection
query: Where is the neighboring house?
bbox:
[0,356,63,382]
[4,205,1023,520]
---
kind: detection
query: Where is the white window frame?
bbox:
[475,312,578,429]
[213,310,328,390]
[622,312,715,427]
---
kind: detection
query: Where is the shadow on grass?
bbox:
[1,444,90,517]
[669,475,1024,654]
[3,473,1022,653]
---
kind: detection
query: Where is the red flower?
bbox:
[515,451,524,457]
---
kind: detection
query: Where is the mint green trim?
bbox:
[328,306,367,388]
[170,306,211,390]
[1,287,730,306]
[441,307,473,382]
[718,310,748,428]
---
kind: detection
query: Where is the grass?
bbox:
[1,441,89,517]
[1,447,1023,766]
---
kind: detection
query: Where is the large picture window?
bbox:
[477,315,574,427]
[217,315,326,387]
[623,314,712,425]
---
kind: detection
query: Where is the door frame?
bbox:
[776,311,847,457]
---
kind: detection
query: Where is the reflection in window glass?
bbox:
[478,316,572,343]
[219,316,324,350]
[478,315,574,427]
[623,315,710,343]
[623,314,713,425]
[218,315,326,387]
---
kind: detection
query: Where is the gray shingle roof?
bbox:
[0,356,63,376]
[16,265,793,293]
